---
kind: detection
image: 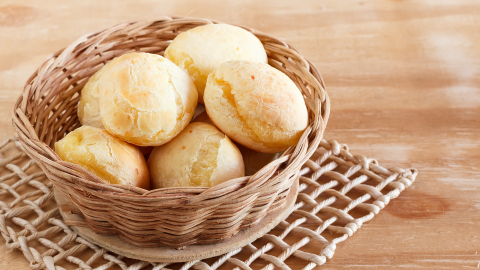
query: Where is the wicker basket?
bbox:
[12,17,330,248]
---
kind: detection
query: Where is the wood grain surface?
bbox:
[0,0,479,269]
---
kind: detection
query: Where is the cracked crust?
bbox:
[165,24,267,104]
[54,126,150,189]
[193,111,281,176]
[204,60,309,153]
[98,52,198,146]
[148,122,244,188]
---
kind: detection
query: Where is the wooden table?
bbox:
[1,0,479,269]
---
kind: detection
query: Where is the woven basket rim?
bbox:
[12,16,330,201]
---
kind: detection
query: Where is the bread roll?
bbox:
[77,61,115,129]
[148,122,244,188]
[165,24,267,104]
[99,52,198,146]
[55,126,150,189]
[193,111,280,175]
[204,60,309,153]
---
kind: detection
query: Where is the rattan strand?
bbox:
[11,17,330,248]
[0,137,417,270]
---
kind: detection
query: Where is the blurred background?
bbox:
[0,0,479,269]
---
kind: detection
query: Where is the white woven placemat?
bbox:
[0,136,417,270]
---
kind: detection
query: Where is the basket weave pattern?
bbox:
[0,137,417,269]
[11,18,329,247]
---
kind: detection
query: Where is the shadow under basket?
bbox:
[12,17,330,248]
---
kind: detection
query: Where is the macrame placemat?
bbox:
[0,136,417,270]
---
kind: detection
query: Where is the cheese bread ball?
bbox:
[77,61,115,129]
[99,52,198,146]
[204,60,309,153]
[165,24,267,104]
[55,126,150,189]
[148,122,244,189]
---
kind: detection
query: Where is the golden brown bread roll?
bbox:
[165,24,268,104]
[148,122,244,188]
[98,52,198,146]
[55,126,150,189]
[193,111,280,175]
[204,60,309,153]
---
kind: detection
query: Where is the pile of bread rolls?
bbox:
[55,24,308,190]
